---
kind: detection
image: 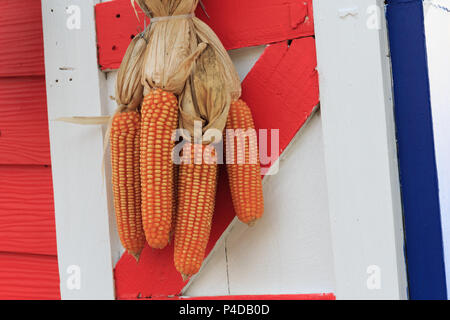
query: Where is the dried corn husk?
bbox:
[133,0,241,142]
[115,28,150,112]
[180,46,231,144]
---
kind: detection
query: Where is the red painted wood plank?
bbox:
[0,166,57,256]
[242,37,319,161]
[114,36,319,299]
[196,0,314,50]
[95,0,149,71]
[179,293,335,300]
[147,293,335,300]
[95,0,314,70]
[0,77,51,165]
[0,252,60,300]
[0,0,45,76]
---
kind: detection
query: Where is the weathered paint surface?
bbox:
[95,0,314,70]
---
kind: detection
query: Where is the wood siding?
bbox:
[0,0,59,299]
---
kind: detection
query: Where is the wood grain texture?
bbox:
[0,252,60,300]
[0,0,60,301]
[95,0,314,70]
[0,0,45,76]
[0,166,57,256]
[114,36,319,299]
[0,77,51,165]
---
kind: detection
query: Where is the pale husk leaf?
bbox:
[115,28,149,111]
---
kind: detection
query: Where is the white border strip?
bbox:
[42,0,116,299]
[313,0,407,299]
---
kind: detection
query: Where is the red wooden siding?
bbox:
[0,0,59,299]
[95,0,314,70]
[0,253,59,300]
[0,0,45,77]
[0,77,51,165]
[0,166,57,256]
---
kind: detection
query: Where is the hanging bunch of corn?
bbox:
[106,0,265,278]
[57,0,264,277]
[132,0,242,276]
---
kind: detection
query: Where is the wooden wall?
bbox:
[0,0,60,299]
[96,0,330,299]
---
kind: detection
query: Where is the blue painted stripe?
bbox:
[386,0,447,299]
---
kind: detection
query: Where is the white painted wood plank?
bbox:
[42,0,115,299]
[227,46,267,82]
[183,242,230,297]
[226,112,335,295]
[424,0,450,296]
[313,0,407,299]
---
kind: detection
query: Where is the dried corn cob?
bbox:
[225,99,264,225]
[170,163,179,239]
[110,110,145,261]
[140,89,178,249]
[174,143,218,279]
